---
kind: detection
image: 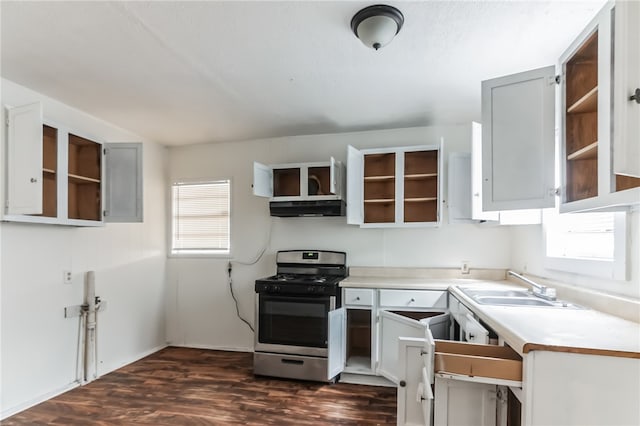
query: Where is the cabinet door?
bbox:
[329,156,338,195]
[434,377,497,426]
[471,122,499,221]
[378,310,428,383]
[614,0,640,178]
[346,145,363,225]
[397,337,433,426]
[252,161,273,197]
[460,313,489,344]
[104,143,143,222]
[481,66,556,211]
[448,152,473,223]
[327,307,346,380]
[6,102,43,215]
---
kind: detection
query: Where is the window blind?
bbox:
[171,180,230,254]
[545,211,614,260]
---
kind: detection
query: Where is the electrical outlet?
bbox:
[63,270,72,285]
[461,261,470,275]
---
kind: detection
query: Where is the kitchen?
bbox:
[1,1,639,425]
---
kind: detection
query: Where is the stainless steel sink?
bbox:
[474,296,555,306]
[459,288,583,309]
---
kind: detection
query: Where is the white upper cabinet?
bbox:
[481,66,556,212]
[3,104,143,226]
[613,0,640,178]
[481,2,640,213]
[347,142,443,228]
[252,158,345,201]
[6,102,43,215]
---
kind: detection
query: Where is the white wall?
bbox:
[166,124,512,352]
[509,211,640,299]
[0,79,168,417]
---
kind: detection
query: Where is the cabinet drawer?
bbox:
[343,288,374,306]
[379,289,447,308]
[434,340,522,384]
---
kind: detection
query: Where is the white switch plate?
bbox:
[63,270,72,285]
[461,261,470,274]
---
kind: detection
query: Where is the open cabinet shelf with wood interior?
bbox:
[4,102,143,225]
[67,133,102,221]
[40,124,58,218]
[564,30,598,203]
[404,150,438,223]
[348,143,442,227]
[363,152,395,223]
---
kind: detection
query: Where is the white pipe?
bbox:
[84,271,97,383]
[77,310,87,385]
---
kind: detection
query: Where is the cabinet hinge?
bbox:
[549,187,561,196]
[103,210,108,217]
[103,148,107,155]
[555,75,561,85]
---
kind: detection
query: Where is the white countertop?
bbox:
[449,283,640,358]
[342,273,640,359]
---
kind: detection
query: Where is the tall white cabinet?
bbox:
[480,1,640,213]
[3,102,143,225]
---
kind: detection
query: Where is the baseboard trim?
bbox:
[1,382,80,420]
[1,343,169,420]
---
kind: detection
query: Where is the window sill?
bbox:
[168,251,231,259]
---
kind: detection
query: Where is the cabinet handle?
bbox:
[410,298,415,303]
[30,178,37,183]
[630,88,640,104]
[355,296,360,301]
[399,380,406,387]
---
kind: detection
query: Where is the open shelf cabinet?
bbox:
[564,31,599,203]
[4,102,143,225]
[347,143,442,227]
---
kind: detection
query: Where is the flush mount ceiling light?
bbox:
[351,4,404,50]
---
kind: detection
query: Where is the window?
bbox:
[171,180,230,256]
[543,210,627,280]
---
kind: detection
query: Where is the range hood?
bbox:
[269,200,346,217]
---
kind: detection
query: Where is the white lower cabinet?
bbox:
[433,378,498,426]
[398,322,523,426]
[378,310,449,383]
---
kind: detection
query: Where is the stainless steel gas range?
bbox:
[253,250,347,382]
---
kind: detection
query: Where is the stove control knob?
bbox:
[272,285,280,292]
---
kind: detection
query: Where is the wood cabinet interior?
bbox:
[565,31,598,203]
[68,133,101,221]
[404,150,438,222]
[507,388,522,426]
[308,166,330,196]
[41,125,57,217]
[616,175,640,192]
[364,153,395,223]
[272,168,300,197]
[346,309,372,370]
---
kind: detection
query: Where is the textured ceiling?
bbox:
[1,1,606,146]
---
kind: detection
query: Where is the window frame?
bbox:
[543,209,628,280]
[169,178,232,258]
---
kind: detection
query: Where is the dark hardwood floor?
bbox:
[3,347,396,425]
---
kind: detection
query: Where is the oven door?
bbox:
[255,292,335,357]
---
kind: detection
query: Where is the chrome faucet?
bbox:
[508,271,557,301]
